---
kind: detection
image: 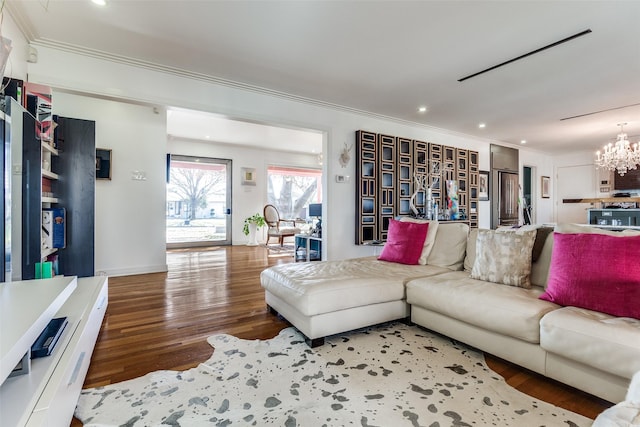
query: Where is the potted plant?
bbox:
[243,213,266,246]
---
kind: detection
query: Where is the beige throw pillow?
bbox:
[426,222,469,271]
[471,229,536,288]
[497,224,553,262]
[398,217,439,265]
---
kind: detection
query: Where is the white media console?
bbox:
[0,276,108,426]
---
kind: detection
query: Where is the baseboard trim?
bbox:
[97,264,168,277]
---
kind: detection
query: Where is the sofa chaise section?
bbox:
[261,256,450,346]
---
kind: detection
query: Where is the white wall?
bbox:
[22,46,511,264]
[0,11,29,81]
[519,148,556,224]
[52,92,168,276]
[168,137,320,245]
[554,150,600,224]
[1,20,565,272]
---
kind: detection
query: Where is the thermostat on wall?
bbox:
[336,175,350,183]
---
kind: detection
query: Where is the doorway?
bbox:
[556,165,594,224]
[523,166,534,224]
[166,155,232,248]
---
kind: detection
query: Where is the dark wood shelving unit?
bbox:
[5,96,96,280]
[355,130,478,244]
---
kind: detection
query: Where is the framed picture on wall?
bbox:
[478,170,489,201]
[96,148,112,180]
[541,176,551,198]
[241,167,256,186]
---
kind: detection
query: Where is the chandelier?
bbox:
[595,123,640,176]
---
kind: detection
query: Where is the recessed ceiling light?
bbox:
[205,135,210,139]
[478,123,486,129]
[417,106,427,113]
[521,140,527,144]
[91,0,107,6]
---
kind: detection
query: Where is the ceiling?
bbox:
[166,108,324,155]
[6,0,640,155]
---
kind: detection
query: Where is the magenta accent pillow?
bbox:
[378,219,429,265]
[539,232,640,319]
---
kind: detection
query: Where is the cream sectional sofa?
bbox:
[260,222,640,404]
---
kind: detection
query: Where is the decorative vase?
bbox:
[247,223,259,246]
[425,188,433,220]
[446,180,459,220]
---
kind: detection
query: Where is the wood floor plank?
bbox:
[71,246,612,426]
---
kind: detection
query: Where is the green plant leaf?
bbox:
[243,213,266,235]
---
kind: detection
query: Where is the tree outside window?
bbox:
[169,165,226,221]
[267,166,322,219]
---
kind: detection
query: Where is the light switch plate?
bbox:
[131,171,147,181]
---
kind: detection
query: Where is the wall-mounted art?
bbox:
[478,170,489,201]
[241,167,256,186]
[96,148,112,180]
[355,130,479,244]
[541,176,551,198]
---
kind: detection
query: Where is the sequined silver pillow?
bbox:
[471,229,536,288]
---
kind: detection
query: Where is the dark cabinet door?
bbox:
[54,117,96,277]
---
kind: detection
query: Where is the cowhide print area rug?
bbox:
[75,323,591,427]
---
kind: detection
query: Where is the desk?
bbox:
[295,234,322,262]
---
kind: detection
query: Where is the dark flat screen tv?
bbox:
[614,168,640,191]
[308,203,322,217]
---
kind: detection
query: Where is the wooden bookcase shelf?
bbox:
[41,169,59,180]
[41,196,59,204]
[41,141,58,156]
[6,97,96,280]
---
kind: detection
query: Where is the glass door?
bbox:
[166,155,231,248]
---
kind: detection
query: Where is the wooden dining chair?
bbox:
[263,204,301,246]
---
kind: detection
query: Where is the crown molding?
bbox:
[27,38,500,148]
[4,1,39,41]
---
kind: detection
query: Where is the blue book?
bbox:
[42,207,66,248]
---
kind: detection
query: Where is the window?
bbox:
[166,155,231,246]
[267,166,322,219]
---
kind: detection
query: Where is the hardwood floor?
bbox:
[72,246,612,426]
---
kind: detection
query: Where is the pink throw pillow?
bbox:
[539,232,640,319]
[378,219,429,265]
